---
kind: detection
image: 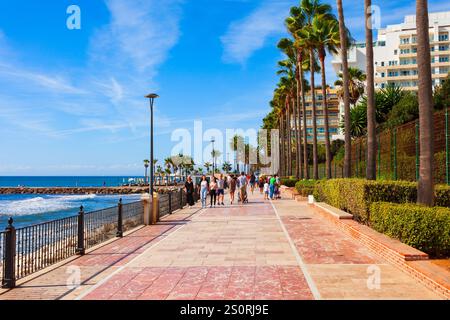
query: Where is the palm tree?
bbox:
[336,0,352,178]
[297,0,334,180]
[309,16,340,179]
[365,0,376,180]
[222,162,232,173]
[143,159,150,184]
[230,134,244,173]
[286,6,308,179]
[153,159,158,179]
[416,0,434,206]
[335,67,366,106]
[204,162,212,174]
[278,39,302,179]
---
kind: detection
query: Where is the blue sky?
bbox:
[0,0,448,176]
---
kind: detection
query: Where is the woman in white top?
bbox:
[200,175,209,208]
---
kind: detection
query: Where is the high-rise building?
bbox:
[332,10,450,90]
[294,88,341,143]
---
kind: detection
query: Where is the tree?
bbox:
[230,134,244,173]
[336,0,352,178]
[309,16,340,178]
[143,159,150,184]
[416,0,434,206]
[365,0,376,180]
[204,162,212,174]
[222,162,232,173]
[334,67,366,106]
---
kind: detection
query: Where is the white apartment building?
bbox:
[332,11,450,90]
[331,10,450,136]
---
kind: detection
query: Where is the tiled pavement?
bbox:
[0,191,442,300]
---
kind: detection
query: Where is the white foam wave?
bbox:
[0,194,97,216]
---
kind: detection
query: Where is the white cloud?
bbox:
[221,0,291,64]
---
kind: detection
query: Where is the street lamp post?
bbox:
[211,138,215,175]
[145,93,159,196]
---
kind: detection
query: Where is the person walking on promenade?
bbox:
[249,173,256,194]
[237,172,248,203]
[269,175,276,200]
[185,176,195,207]
[263,180,269,200]
[229,175,237,204]
[209,176,218,207]
[217,174,225,205]
[258,177,265,194]
[200,175,209,208]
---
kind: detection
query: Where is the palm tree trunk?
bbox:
[280,113,285,176]
[295,74,303,179]
[319,51,332,179]
[298,53,309,179]
[365,0,377,180]
[337,0,352,178]
[286,97,292,176]
[416,0,434,206]
[292,91,300,179]
[310,49,319,180]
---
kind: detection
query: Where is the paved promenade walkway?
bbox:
[0,192,441,300]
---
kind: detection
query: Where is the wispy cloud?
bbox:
[220,0,290,64]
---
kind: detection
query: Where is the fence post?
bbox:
[76,206,85,255]
[2,217,16,289]
[446,106,449,185]
[393,128,398,180]
[116,198,123,238]
[168,192,172,214]
[415,121,420,181]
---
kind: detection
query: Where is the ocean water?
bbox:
[0,176,145,187]
[0,177,145,229]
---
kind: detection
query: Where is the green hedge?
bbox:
[313,179,417,223]
[435,184,450,207]
[370,202,450,257]
[295,180,318,197]
[280,178,298,188]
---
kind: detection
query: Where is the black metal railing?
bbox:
[1,187,197,289]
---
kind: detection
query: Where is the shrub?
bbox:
[370,202,450,257]
[314,179,417,223]
[280,178,298,188]
[295,180,318,197]
[435,184,450,207]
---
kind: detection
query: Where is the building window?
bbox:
[381,72,385,78]
[381,61,385,66]
[394,49,398,55]
[439,56,450,63]
[439,34,449,41]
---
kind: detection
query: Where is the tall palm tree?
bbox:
[222,161,232,173]
[286,7,309,179]
[298,0,334,180]
[416,0,434,206]
[143,159,150,184]
[365,0,376,180]
[309,17,340,179]
[336,0,352,178]
[230,134,244,173]
[204,162,212,174]
[334,67,366,106]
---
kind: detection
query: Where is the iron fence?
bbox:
[1,187,198,289]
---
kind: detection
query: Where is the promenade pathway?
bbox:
[0,191,441,300]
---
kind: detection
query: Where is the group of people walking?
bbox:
[184,172,281,209]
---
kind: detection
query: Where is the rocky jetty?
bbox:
[0,187,152,195]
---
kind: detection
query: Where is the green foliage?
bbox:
[433,74,450,110]
[280,178,298,187]
[384,92,419,128]
[435,184,450,208]
[295,179,318,196]
[314,179,417,223]
[340,104,367,137]
[370,202,450,257]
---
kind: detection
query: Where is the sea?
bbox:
[0,176,145,229]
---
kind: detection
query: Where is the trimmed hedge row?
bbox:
[370,202,450,257]
[313,179,418,223]
[280,178,298,188]
[295,180,319,197]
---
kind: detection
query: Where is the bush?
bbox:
[370,202,450,257]
[295,180,318,196]
[435,184,450,207]
[280,178,298,188]
[314,179,417,223]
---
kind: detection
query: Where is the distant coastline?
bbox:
[0,186,150,195]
